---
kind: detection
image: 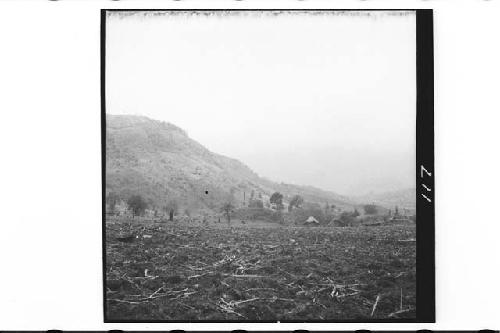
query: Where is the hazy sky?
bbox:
[106,11,416,196]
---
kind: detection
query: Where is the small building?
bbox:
[304,216,320,226]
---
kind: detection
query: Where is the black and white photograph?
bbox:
[5,0,500,330]
[102,9,434,322]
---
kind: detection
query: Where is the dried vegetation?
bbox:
[106,219,416,321]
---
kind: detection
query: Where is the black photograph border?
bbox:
[101,8,435,324]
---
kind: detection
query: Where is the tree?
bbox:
[127,195,147,217]
[164,199,179,221]
[352,208,360,217]
[288,195,304,212]
[363,204,378,215]
[339,211,354,226]
[270,192,284,210]
[221,202,235,224]
[106,192,120,213]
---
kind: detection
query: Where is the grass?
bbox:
[105,218,416,321]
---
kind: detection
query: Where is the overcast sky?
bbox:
[106,11,416,196]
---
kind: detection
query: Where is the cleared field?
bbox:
[105,219,416,321]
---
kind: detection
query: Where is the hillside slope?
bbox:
[105,114,353,212]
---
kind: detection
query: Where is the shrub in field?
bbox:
[106,192,120,214]
[221,202,235,224]
[288,195,304,212]
[363,204,378,215]
[127,194,147,217]
[163,199,179,221]
[339,211,356,226]
[270,192,284,210]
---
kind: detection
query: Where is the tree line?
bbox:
[106,190,383,225]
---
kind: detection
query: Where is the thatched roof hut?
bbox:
[304,216,320,225]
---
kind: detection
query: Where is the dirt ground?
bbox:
[105,218,416,321]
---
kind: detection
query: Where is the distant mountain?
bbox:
[352,188,416,211]
[106,114,354,212]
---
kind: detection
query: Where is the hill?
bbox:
[105,114,354,213]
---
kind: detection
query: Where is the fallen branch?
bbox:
[336,291,361,299]
[224,297,295,307]
[218,298,248,319]
[231,297,259,306]
[400,288,403,311]
[226,274,265,278]
[218,305,247,319]
[244,288,276,292]
[111,287,194,304]
[108,298,143,305]
[149,286,164,298]
[388,307,415,318]
[187,272,211,280]
[177,301,195,310]
[370,294,381,317]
